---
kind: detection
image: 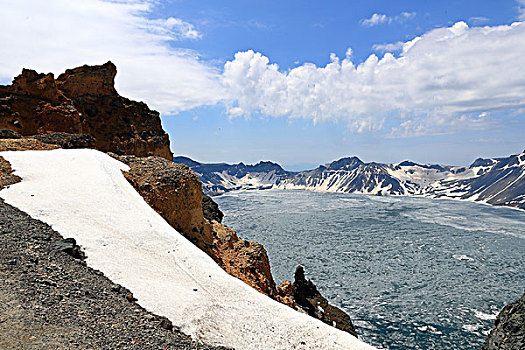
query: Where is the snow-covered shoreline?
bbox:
[212,185,525,213]
[0,149,374,350]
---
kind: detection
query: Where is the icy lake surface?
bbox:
[215,190,525,350]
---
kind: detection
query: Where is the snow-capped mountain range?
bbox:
[173,150,525,210]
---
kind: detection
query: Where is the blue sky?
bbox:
[1,0,524,169]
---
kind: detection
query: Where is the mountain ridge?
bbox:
[174,150,525,210]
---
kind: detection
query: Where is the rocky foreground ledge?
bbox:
[0,197,227,349]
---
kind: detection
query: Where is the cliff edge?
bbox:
[0,62,172,160]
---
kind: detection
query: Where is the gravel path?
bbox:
[0,198,228,350]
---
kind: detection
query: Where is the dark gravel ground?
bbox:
[0,198,229,350]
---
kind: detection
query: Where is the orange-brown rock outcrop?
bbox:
[112,154,277,296]
[0,62,172,160]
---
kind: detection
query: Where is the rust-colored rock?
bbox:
[0,62,172,160]
[210,221,276,296]
[115,154,214,252]
[275,280,296,308]
[113,154,277,296]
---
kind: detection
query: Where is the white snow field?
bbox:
[0,149,375,350]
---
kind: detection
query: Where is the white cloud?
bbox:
[146,17,202,40]
[223,21,525,136]
[361,13,390,27]
[0,0,223,114]
[360,11,416,27]
[373,41,404,53]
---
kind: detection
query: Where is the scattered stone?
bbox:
[159,317,173,331]
[53,238,85,260]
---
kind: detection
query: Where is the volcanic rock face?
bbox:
[483,292,525,350]
[0,62,172,160]
[210,221,276,296]
[115,154,214,253]
[113,154,277,296]
[115,154,356,329]
[202,195,224,223]
[277,265,358,337]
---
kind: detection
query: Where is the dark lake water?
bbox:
[215,190,525,350]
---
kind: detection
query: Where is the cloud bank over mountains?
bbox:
[1,0,524,137]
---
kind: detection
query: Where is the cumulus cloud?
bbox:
[0,0,223,114]
[223,21,525,136]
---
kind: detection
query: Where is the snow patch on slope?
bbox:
[0,149,374,350]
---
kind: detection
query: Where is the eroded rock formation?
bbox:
[115,153,357,333]
[203,195,224,223]
[0,62,172,160]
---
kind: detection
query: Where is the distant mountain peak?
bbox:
[327,156,364,170]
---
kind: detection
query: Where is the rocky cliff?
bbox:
[483,292,525,350]
[0,62,172,160]
[118,154,356,332]
[112,154,277,297]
